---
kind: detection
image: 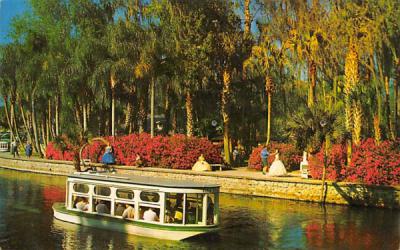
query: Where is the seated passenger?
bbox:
[207,198,214,224]
[96,200,110,214]
[165,200,173,223]
[143,208,159,222]
[173,209,183,222]
[115,203,125,216]
[173,198,183,223]
[76,198,89,211]
[122,204,135,219]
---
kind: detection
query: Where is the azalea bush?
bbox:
[46,133,222,170]
[308,138,400,185]
[346,139,400,185]
[248,142,302,171]
[308,144,348,181]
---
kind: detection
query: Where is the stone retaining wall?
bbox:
[0,156,398,209]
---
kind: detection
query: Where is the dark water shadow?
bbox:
[332,182,398,208]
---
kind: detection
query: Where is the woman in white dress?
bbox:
[268,150,287,177]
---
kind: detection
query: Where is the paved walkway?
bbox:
[0,152,307,182]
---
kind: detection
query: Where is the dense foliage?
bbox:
[309,139,400,185]
[46,133,222,169]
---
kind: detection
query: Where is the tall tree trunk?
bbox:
[186,91,194,137]
[19,99,32,144]
[138,98,146,133]
[55,95,60,136]
[11,103,23,147]
[3,95,13,140]
[75,102,83,132]
[266,76,273,145]
[344,41,359,163]
[172,109,177,135]
[384,76,394,139]
[41,117,47,146]
[369,55,382,123]
[83,102,87,132]
[31,87,43,157]
[374,114,381,145]
[353,102,362,145]
[110,73,116,137]
[308,60,316,108]
[222,69,231,164]
[9,95,15,141]
[244,0,251,37]
[124,101,133,133]
[47,99,51,142]
[395,60,400,136]
[164,86,171,135]
[18,95,32,144]
[150,78,155,138]
[111,88,115,137]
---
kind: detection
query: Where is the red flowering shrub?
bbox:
[248,147,263,171]
[46,133,222,170]
[308,144,347,181]
[46,141,75,161]
[308,138,400,185]
[346,139,400,185]
[248,142,302,171]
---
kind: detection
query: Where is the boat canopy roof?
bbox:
[68,172,220,189]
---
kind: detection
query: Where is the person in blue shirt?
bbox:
[101,145,116,165]
[25,142,32,158]
[260,145,269,175]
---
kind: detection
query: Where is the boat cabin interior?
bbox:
[66,172,220,227]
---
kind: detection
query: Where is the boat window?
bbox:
[207,194,215,225]
[140,191,160,202]
[73,183,89,193]
[116,189,134,200]
[94,186,111,196]
[72,195,89,212]
[94,199,111,215]
[139,206,160,222]
[114,202,135,219]
[185,193,204,225]
[164,193,184,224]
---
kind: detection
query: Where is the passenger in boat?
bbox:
[173,195,184,223]
[165,200,174,223]
[143,208,159,222]
[96,200,110,214]
[76,197,89,211]
[207,197,214,224]
[115,203,125,216]
[122,204,135,219]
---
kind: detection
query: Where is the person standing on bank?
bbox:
[25,142,32,158]
[260,145,269,175]
[11,140,19,158]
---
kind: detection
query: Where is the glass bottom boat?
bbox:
[53,172,220,241]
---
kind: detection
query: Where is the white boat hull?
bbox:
[53,205,216,241]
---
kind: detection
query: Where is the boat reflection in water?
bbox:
[52,172,220,241]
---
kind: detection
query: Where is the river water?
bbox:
[0,168,398,250]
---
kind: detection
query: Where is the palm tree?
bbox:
[244,36,279,146]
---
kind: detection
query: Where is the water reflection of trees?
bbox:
[219,194,400,250]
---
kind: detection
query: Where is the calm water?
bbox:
[0,169,398,250]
